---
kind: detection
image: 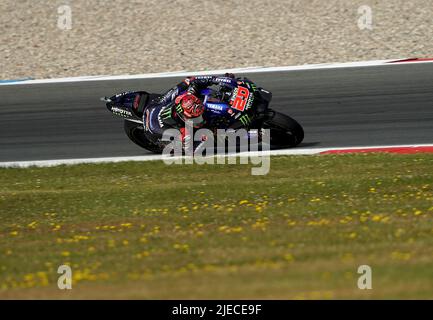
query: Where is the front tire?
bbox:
[262,111,304,148]
[123,120,164,153]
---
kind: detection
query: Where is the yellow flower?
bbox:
[307,219,330,226]
[231,227,243,233]
[36,272,49,286]
[9,231,18,236]
[252,219,268,230]
[339,216,353,224]
[173,243,189,252]
[139,237,148,243]
[120,223,133,228]
[359,216,368,223]
[61,251,70,257]
[284,253,294,262]
[287,220,297,226]
[73,235,89,241]
[372,214,383,222]
[348,232,357,239]
[134,251,150,259]
[27,221,38,229]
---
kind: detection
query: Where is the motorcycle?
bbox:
[101,77,304,153]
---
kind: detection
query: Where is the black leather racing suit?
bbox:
[142,75,255,147]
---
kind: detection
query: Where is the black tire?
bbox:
[123,120,164,153]
[263,111,304,148]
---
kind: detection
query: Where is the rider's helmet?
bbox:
[175,93,205,123]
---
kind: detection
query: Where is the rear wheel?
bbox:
[123,120,164,153]
[262,111,304,148]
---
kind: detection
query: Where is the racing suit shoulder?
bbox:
[152,81,189,106]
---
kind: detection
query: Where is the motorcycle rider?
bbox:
[139,73,256,151]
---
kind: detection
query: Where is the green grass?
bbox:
[0,154,432,299]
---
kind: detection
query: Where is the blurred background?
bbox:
[1,0,432,79]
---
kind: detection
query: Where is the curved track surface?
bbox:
[1,63,432,162]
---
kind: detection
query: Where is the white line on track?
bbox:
[1,144,433,168]
[1,58,433,86]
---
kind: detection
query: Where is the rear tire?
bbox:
[123,120,164,153]
[263,111,304,148]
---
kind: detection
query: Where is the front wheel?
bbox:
[123,120,164,153]
[262,111,304,148]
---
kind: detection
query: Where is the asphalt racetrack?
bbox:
[0,63,432,162]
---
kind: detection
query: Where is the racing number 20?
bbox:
[231,87,250,112]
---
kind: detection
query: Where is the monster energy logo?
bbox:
[239,114,251,126]
[160,106,173,119]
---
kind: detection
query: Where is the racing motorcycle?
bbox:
[102,77,304,153]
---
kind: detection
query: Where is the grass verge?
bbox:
[0,153,432,299]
